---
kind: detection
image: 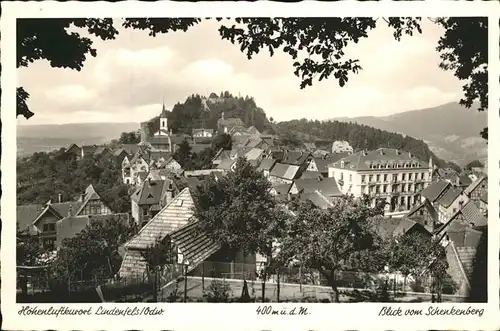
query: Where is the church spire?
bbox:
[160,97,168,118]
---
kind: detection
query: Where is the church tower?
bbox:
[159,102,168,135]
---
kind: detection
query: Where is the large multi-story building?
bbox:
[328,148,433,214]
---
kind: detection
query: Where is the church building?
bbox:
[148,103,172,152]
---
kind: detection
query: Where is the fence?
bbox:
[193,261,459,295]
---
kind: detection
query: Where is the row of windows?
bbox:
[336,172,428,183]
[361,172,427,183]
[361,183,425,194]
[367,162,421,169]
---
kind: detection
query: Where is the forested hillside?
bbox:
[275,119,451,169]
[146,92,273,135]
[17,150,130,213]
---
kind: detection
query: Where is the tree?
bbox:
[464,159,484,170]
[192,157,289,301]
[140,237,174,302]
[386,232,447,292]
[50,215,138,288]
[276,197,385,302]
[16,224,48,295]
[173,139,194,170]
[118,131,140,144]
[18,18,487,142]
[17,18,119,119]
[212,134,233,151]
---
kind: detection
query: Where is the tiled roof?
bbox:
[293,177,342,197]
[149,135,172,146]
[17,204,45,233]
[374,217,429,240]
[300,171,323,179]
[272,183,292,196]
[232,135,251,147]
[120,144,140,156]
[312,149,329,158]
[217,159,236,170]
[282,151,311,166]
[436,186,464,208]
[269,163,300,180]
[134,179,170,206]
[212,149,232,164]
[51,201,82,218]
[246,126,260,136]
[330,148,427,171]
[257,158,276,172]
[460,200,487,227]
[301,190,333,209]
[244,148,264,161]
[126,188,195,250]
[112,148,127,157]
[170,220,221,272]
[324,152,352,163]
[312,158,331,173]
[421,180,450,203]
[447,227,483,249]
[228,125,247,135]
[218,117,244,128]
[245,137,264,148]
[406,198,438,219]
[464,176,487,196]
[149,150,172,161]
[455,246,477,280]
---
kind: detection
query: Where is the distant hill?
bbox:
[17,122,139,157]
[333,102,487,166]
[145,92,273,136]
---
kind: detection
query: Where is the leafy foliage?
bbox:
[16,18,118,119]
[140,237,174,302]
[118,131,140,144]
[192,157,288,259]
[17,149,131,213]
[50,215,138,285]
[435,17,488,139]
[464,159,484,170]
[276,197,385,302]
[203,279,232,303]
[386,232,446,278]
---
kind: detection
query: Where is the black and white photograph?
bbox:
[11,14,491,307]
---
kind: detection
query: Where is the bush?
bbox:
[409,279,425,293]
[203,280,232,303]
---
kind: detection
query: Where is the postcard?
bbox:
[1,1,499,330]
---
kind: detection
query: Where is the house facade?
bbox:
[328,148,433,213]
[130,179,178,226]
[331,140,353,154]
[192,128,214,138]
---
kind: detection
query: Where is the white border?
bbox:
[2,1,500,330]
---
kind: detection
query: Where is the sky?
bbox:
[17,18,463,126]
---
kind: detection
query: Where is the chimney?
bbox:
[80,194,85,202]
[68,205,73,217]
[221,112,225,120]
[396,149,400,155]
[408,151,412,158]
[58,193,62,203]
